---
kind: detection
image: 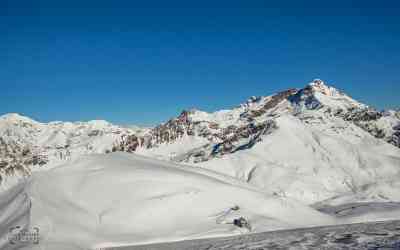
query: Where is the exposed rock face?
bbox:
[0,137,47,184]
[113,110,205,153]
[389,124,400,147]
[213,120,277,154]
[341,107,385,138]
[332,107,400,146]
[150,110,194,144]
[113,110,279,163]
[289,85,323,110]
[112,134,142,153]
[342,107,383,122]
[242,89,297,120]
[174,119,278,163]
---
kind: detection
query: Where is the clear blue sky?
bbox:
[1,1,399,126]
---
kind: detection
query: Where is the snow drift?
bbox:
[27,152,334,249]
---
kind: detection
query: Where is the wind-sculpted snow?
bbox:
[25,152,335,249]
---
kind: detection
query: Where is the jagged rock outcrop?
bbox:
[241,89,297,120]
[150,110,195,144]
[330,107,400,146]
[389,123,400,147]
[211,120,277,156]
[289,85,323,110]
[174,119,278,163]
[0,137,47,184]
[341,107,385,138]
[342,107,383,122]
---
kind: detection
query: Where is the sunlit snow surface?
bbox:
[2,153,400,250]
[22,153,334,249]
[3,152,399,250]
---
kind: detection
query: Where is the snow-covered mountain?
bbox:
[0,113,142,187]
[122,79,400,204]
[1,79,400,249]
[127,79,399,159]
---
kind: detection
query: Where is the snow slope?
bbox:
[196,114,400,204]
[0,181,31,250]
[26,152,335,249]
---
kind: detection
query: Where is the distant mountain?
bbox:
[1,80,399,205]
[0,113,138,187]
[114,80,399,159]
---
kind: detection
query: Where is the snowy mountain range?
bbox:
[1,80,399,188]
[1,79,400,249]
[0,114,136,186]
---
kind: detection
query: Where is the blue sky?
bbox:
[1,1,399,126]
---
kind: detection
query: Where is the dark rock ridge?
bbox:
[288,85,323,110]
[0,137,47,184]
[336,107,400,145]
[241,89,297,120]
[113,110,279,162]
[177,119,278,163]
[390,124,400,147]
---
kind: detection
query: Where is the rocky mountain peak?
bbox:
[308,78,326,87]
[307,79,340,97]
[286,79,366,112]
[176,110,192,123]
